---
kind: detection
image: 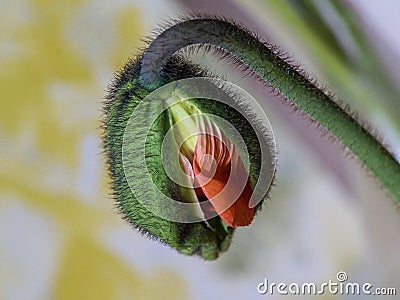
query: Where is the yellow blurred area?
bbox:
[0,1,187,299]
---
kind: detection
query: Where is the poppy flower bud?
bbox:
[103,57,276,260]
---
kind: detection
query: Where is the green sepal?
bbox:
[103,56,266,260]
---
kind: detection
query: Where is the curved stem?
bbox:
[140,17,400,202]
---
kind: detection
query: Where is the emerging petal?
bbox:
[193,116,254,228]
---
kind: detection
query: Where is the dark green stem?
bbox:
[140,17,400,202]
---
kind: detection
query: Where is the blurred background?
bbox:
[1,0,400,299]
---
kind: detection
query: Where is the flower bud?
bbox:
[103,57,275,260]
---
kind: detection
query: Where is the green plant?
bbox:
[103,15,400,260]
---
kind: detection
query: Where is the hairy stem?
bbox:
[140,17,400,202]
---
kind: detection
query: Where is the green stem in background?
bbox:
[140,16,400,202]
[264,0,400,128]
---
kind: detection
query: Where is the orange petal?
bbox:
[193,120,254,228]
